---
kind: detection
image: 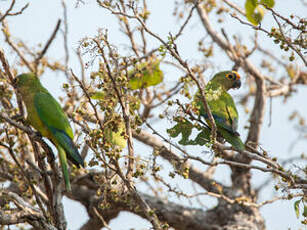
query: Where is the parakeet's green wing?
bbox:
[208,92,238,134]
[209,93,244,151]
[34,92,84,167]
[197,91,244,151]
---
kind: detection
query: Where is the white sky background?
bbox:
[1,0,307,229]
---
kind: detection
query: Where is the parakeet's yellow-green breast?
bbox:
[14,73,84,191]
[195,70,245,151]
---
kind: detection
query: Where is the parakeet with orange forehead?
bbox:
[14,73,84,191]
[194,70,245,151]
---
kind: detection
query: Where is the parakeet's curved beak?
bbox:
[232,79,241,89]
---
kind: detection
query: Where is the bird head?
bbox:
[13,73,41,91]
[210,71,242,91]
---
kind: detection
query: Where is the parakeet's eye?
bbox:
[226,73,235,80]
[226,71,240,80]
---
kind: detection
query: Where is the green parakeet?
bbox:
[14,73,84,191]
[195,70,245,151]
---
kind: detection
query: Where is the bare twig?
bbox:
[0,0,29,22]
[0,190,57,230]
[0,134,48,221]
[35,19,62,69]
[2,23,34,72]
[222,0,245,16]
[133,129,232,195]
[93,39,136,180]
[99,3,217,142]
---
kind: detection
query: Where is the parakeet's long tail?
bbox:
[51,128,84,167]
[57,146,71,191]
[219,129,245,151]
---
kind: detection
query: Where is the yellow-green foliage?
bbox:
[103,116,127,150]
[128,59,164,90]
[245,0,275,26]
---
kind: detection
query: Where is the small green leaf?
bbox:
[167,117,211,146]
[245,0,264,26]
[90,92,105,100]
[245,0,258,14]
[260,0,275,8]
[294,199,301,218]
[167,117,194,145]
[245,0,274,25]
[104,120,127,150]
[128,59,164,90]
[193,128,211,145]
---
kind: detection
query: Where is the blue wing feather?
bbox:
[49,127,84,167]
[201,113,237,134]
